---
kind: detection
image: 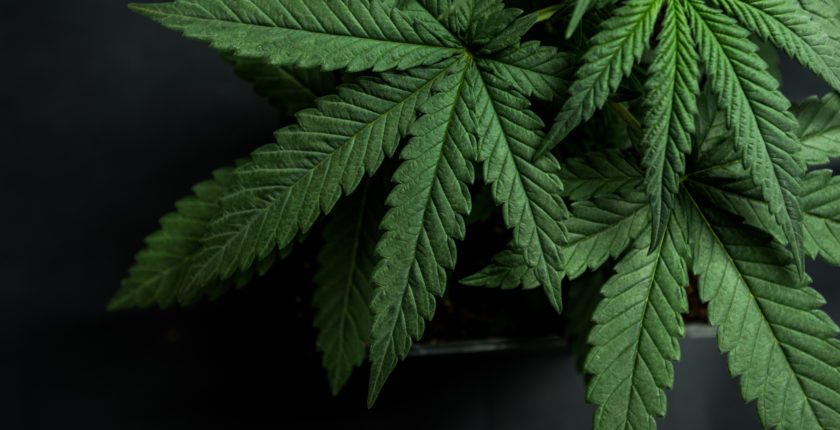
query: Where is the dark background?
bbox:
[3,1,838,429]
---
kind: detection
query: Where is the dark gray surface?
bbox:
[2,2,839,429]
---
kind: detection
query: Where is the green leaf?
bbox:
[540,0,663,154]
[472,65,568,311]
[563,265,611,372]
[585,211,689,429]
[793,93,840,166]
[685,0,805,275]
[466,0,537,54]
[798,0,840,48]
[711,0,840,92]
[685,188,840,430]
[183,63,456,302]
[313,180,382,396]
[460,244,541,290]
[129,0,461,73]
[368,56,475,407]
[567,0,598,39]
[689,169,840,267]
[109,166,273,310]
[478,40,572,101]
[222,52,335,113]
[559,150,644,201]
[417,0,476,35]
[640,0,700,249]
[564,191,650,280]
[466,191,648,290]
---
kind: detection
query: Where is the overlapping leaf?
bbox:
[689,170,840,267]
[313,181,383,396]
[368,56,475,406]
[585,212,688,430]
[559,150,643,201]
[793,92,840,166]
[686,191,840,429]
[686,0,805,274]
[110,166,274,310]
[640,0,699,249]
[540,0,663,153]
[460,244,541,289]
[183,63,456,301]
[222,52,335,113]
[711,0,840,91]
[472,66,567,310]
[463,190,648,289]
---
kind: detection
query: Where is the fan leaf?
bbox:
[368,56,475,406]
[585,210,689,429]
[129,0,461,73]
[183,63,457,301]
[472,66,568,311]
[685,188,840,430]
[540,0,663,154]
[313,180,383,396]
[685,0,805,275]
[640,0,700,250]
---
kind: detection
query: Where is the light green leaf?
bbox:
[640,0,700,249]
[585,212,689,429]
[686,0,805,275]
[130,0,461,73]
[540,0,663,154]
[685,188,840,430]
[368,56,475,406]
[313,181,382,396]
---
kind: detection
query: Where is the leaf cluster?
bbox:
[114,0,840,427]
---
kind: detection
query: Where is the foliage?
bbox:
[115,0,840,427]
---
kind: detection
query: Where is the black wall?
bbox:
[3,1,838,429]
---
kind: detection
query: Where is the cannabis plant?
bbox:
[113,0,840,427]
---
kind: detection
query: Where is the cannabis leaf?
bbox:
[689,169,840,267]
[478,40,571,100]
[222,52,335,113]
[368,55,475,406]
[462,189,648,289]
[540,0,662,152]
[182,64,450,301]
[472,65,568,311]
[685,191,840,429]
[563,191,649,280]
[460,244,541,289]
[710,0,840,92]
[585,212,688,429]
[639,0,698,249]
[685,0,805,274]
[130,0,461,72]
[559,150,643,201]
[793,92,840,166]
[109,166,274,310]
[313,180,382,396]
